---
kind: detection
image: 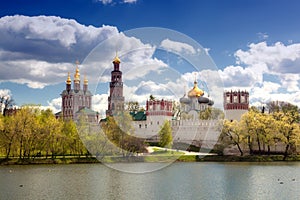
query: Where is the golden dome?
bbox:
[74,61,80,83]
[84,75,88,85]
[188,81,204,97]
[113,55,121,64]
[66,72,71,84]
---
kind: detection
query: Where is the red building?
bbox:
[224,90,249,121]
[106,55,125,117]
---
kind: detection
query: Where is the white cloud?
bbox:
[98,0,113,4]
[45,97,62,113]
[0,15,119,88]
[123,0,137,3]
[279,73,300,92]
[235,41,300,74]
[257,32,269,40]
[225,41,300,108]
[218,65,258,87]
[0,89,12,98]
[160,38,196,54]
[92,94,108,116]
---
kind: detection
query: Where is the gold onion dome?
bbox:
[74,61,80,83]
[66,72,71,84]
[84,75,88,85]
[188,81,204,97]
[113,55,121,64]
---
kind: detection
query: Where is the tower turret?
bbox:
[106,54,125,117]
[66,72,71,92]
[83,75,88,92]
[74,61,80,91]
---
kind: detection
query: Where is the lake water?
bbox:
[0,162,299,200]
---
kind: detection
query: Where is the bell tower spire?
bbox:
[106,53,125,117]
[66,72,71,92]
[74,60,81,91]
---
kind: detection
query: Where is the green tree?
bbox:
[101,113,145,157]
[273,111,300,160]
[126,101,140,112]
[158,120,173,148]
[149,94,155,101]
[221,120,245,156]
[199,107,224,120]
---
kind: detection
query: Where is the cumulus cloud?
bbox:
[92,94,108,116]
[0,15,119,88]
[235,41,300,74]
[222,41,300,107]
[160,38,196,54]
[218,65,258,88]
[45,97,61,113]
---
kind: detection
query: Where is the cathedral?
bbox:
[60,61,95,121]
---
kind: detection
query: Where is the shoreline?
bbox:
[1,154,300,165]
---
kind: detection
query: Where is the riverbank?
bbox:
[1,154,300,165]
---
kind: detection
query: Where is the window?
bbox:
[139,124,141,128]
[233,95,238,103]
[145,124,147,128]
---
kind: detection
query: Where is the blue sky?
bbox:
[1,0,300,114]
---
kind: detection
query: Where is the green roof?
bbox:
[76,107,98,115]
[130,111,146,121]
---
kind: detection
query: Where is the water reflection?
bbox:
[0,163,299,200]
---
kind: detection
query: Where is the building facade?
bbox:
[60,62,93,120]
[223,90,249,121]
[106,55,125,117]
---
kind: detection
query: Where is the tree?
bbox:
[158,120,173,148]
[199,107,224,120]
[221,120,245,156]
[101,112,145,157]
[149,94,155,101]
[126,101,140,112]
[0,95,15,116]
[273,111,300,160]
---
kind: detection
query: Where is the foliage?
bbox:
[0,95,15,116]
[101,113,146,157]
[221,104,300,158]
[158,120,173,148]
[126,101,140,112]
[221,120,244,156]
[149,94,155,101]
[0,107,88,159]
[199,107,224,120]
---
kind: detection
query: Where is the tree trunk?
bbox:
[19,136,23,159]
[247,136,253,155]
[283,144,290,161]
[235,142,243,156]
[256,135,261,154]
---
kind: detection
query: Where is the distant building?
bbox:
[103,56,220,148]
[224,90,249,121]
[106,55,125,117]
[59,62,97,122]
[179,79,214,119]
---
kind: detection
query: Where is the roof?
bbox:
[130,111,146,121]
[76,107,98,115]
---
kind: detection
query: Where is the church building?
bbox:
[106,55,125,117]
[60,61,95,121]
